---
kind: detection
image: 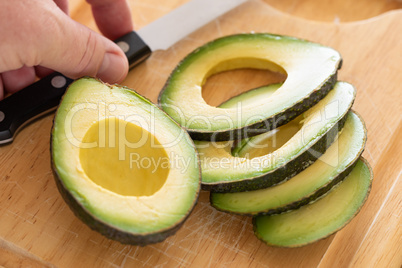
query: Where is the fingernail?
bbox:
[98,52,128,84]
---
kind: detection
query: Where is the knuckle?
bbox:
[74,31,102,77]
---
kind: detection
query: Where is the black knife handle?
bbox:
[0,73,73,144]
[0,31,151,144]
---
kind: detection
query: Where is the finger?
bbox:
[53,23,129,83]
[87,0,133,40]
[33,1,68,79]
[2,66,36,94]
[34,3,128,83]
[55,20,129,83]
[35,66,54,78]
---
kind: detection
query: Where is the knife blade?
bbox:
[0,0,248,145]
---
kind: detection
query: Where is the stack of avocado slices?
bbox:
[51,33,372,247]
[159,33,373,247]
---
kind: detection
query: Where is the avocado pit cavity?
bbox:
[79,117,170,197]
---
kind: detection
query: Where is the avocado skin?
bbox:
[201,110,348,193]
[188,72,338,142]
[51,157,198,246]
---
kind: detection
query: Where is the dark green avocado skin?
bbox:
[187,72,339,142]
[51,161,198,246]
[201,111,348,193]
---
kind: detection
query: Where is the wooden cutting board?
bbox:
[1,0,401,267]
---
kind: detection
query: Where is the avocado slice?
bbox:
[51,78,200,245]
[196,81,355,192]
[211,111,367,215]
[253,158,373,247]
[158,33,342,141]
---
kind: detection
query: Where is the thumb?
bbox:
[26,2,128,84]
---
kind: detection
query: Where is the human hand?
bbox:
[0,0,133,100]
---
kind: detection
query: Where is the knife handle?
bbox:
[0,73,73,144]
[0,31,151,144]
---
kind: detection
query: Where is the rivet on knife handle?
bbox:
[115,31,152,69]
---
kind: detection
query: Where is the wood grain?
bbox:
[0,238,54,268]
[0,0,401,267]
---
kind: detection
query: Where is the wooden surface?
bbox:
[1,0,401,267]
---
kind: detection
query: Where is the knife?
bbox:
[0,0,248,145]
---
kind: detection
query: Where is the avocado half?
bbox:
[158,33,342,141]
[51,78,200,245]
[196,81,355,193]
[211,111,367,215]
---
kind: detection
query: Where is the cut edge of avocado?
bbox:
[51,77,201,246]
[210,111,367,215]
[252,157,373,248]
[198,81,355,193]
[158,33,342,141]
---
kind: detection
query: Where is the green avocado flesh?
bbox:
[210,111,366,215]
[196,81,355,192]
[51,78,200,245]
[218,84,279,109]
[158,33,342,141]
[253,158,372,247]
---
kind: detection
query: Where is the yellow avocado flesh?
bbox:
[79,117,169,197]
[239,116,302,158]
